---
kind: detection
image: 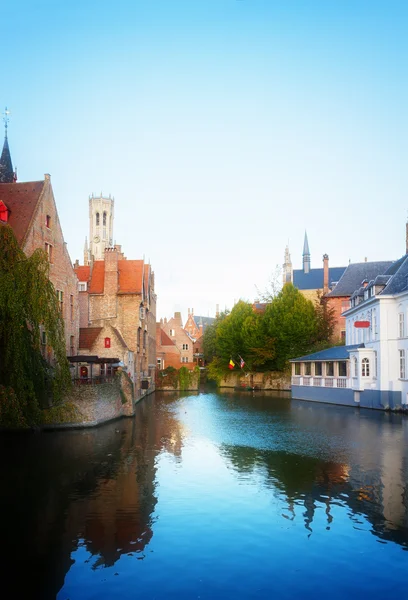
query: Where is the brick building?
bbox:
[159,312,195,366]
[75,246,156,396]
[156,325,181,370]
[0,129,79,358]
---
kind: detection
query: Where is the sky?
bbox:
[2,0,407,323]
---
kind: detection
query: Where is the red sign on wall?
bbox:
[354,321,370,328]
[104,337,111,348]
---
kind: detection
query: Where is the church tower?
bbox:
[87,193,114,263]
[282,245,293,284]
[302,231,311,274]
[0,107,16,184]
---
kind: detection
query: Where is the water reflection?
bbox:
[1,390,408,600]
[0,395,185,599]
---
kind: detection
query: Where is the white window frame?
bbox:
[362,358,370,377]
[400,350,406,379]
[399,313,405,338]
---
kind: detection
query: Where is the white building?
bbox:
[84,193,114,263]
[291,254,408,411]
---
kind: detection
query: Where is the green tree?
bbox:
[202,310,229,363]
[0,225,71,426]
[263,284,317,371]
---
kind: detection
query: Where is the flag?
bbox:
[228,359,235,370]
[240,356,245,369]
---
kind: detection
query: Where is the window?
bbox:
[362,358,370,377]
[103,211,107,226]
[314,362,322,376]
[374,351,378,378]
[96,212,100,226]
[372,314,377,339]
[169,329,175,336]
[400,350,406,379]
[326,362,334,377]
[100,363,113,378]
[137,327,141,350]
[41,331,46,345]
[45,243,53,262]
[78,282,87,292]
[70,295,74,321]
[143,330,147,349]
[305,363,311,376]
[182,343,189,350]
[399,313,405,338]
[157,358,162,369]
[353,356,358,377]
[45,215,51,228]
[341,300,350,314]
[57,290,63,314]
[339,361,347,377]
[181,357,188,363]
[341,330,346,341]
[294,363,301,376]
[70,335,75,356]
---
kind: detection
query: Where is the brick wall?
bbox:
[22,175,79,356]
[161,312,194,364]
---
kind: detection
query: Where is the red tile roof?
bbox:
[79,327,103,349]
[0,181,45,245]
[160,329,176,346]
[119,260,144,294]
[88,261,105,293]
[88,258,144,295]
[75,265,90,282]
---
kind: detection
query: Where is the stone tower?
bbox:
[87,193,114,263]
[302,231,311,274]
[282,245,293,284]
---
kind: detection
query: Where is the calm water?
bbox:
[1,390,408,599]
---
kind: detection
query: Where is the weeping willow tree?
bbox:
[0,225,71,426]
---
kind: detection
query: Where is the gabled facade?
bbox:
[291,252,408,411]
[184,308,215,340]
[74,247,156,396]
[160,312,194,365]
[155,325,181,370]
[0,170,79,357]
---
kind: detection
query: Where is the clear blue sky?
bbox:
[3,0,408,322]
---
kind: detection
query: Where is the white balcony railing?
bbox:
[291,376,350,389]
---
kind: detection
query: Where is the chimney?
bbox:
[323,254,329,293]
[104,247,119,294]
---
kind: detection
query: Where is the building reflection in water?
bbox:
[0,394,185,599]
[218,394,408,549]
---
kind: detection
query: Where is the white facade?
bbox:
[344,289,408,404]
[88,193,114,261]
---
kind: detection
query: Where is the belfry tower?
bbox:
[86,193,114,263]
[282,245,293,284]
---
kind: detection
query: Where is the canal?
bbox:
[1,390,408,599]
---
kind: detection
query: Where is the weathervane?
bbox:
[2,107,11,138]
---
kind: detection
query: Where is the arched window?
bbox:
[362,358,370,377]
[96,212,100,226]
[353,356,358,377]
[103,211,107,226]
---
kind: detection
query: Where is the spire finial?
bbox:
[2,107,10,139]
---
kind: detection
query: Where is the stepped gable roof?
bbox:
[79,327,103,349]
[118,260,144,294]
[88,259,144,294]
[327,261,393,297]
[75,265,90,282]
[0,136,14,183]
[293,266,346,291]
[380,255,408,295]
[0,181,44,244]
[160,329,176,346]
[291,344,364,362]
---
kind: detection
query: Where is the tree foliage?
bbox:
[204,284,336,376]
[0,225,71,426]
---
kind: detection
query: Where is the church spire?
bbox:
[0,107,15,183]
[303,231,310,274]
